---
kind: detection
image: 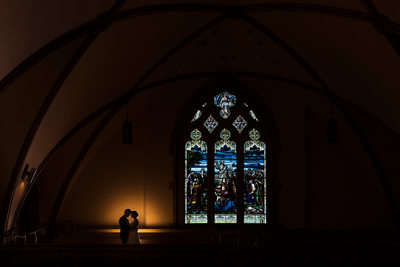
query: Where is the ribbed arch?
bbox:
[175,78,280,226]
[3,1,400,235]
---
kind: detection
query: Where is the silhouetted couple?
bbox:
[119,209,141,245]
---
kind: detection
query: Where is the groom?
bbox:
[119,209,131,244]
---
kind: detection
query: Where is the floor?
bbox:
[2,228,400,266]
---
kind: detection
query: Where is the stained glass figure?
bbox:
[214,92,236,119]
[244,129,266,224]
[191,110,202,122]
[185,90,269,225]
[185,129,208,224]
[214,129,237,223]
[249,110,259,122]
[232,115,248,133]
[204,115,218,133]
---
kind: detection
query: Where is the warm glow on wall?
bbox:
[94,199,166,228]
[57,123,174,228]
[144,202,165,226]
[6,180,27,230]
[104,197,144,227]
[97,189,169,227]
[59,179,172,227]
[91,229,174,234]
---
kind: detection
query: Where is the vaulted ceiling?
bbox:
[1,0,400,231]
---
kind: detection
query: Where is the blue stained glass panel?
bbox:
[244,129,266,224]
[232,115,247,133]
[185,130,208,224]
[214,129,237,223]
[214,92,236,119]
[191,110,202,122]
[204,115,218,133]
[249,110,259,122]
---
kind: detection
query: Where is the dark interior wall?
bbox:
[306,104,391,229]
[52,78,391,229]
[3,4,399,233]
[247,79,307,228]
[247,78,390,229]
[0,39,85,221]
[345,101,400,227]
[58,81,201,227]
[18,184,39,234]
[33,114,104,225]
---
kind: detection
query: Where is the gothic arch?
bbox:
[173,77,280,227]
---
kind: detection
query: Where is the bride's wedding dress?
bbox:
[126,218,141,245]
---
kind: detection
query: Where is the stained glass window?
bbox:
[185,129,208,224]
[244,129,266,223]
[249,110,259,122]
[191,110,202,122]
[204,115,218,133]
[214,92,236,119]
[232,115,247,133]
[184,91,268,225]
[214,129,237,223]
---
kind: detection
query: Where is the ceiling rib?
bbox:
[35,71,323,181]
[46,15,227,228]
[361,0,400,57]
[2,3,400,93]
[242,13,398,228]
[2,0,127,234]
[4,1,400,233]
[242,13,330,91]
[24,69,399,230]
[130,15,226,90]
[49,107,121,231]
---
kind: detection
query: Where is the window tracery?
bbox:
[184,91,267,225]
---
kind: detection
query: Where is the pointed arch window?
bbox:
[244,129,266,224]
[183,90,269,225]
[214,128,237,223]
[185,129,208,224]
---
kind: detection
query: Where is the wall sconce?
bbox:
[21,164,36,183]
[123,102,132,144]
[123,120,132,144]
[327,103,338,144]
[327,119,338,144]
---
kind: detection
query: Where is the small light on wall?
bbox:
[327,103,338,144]
[327,119,338,144]
[123,120,132,144]
[123,102,132,144]
[20,164,36,183]
[21,164,30,180]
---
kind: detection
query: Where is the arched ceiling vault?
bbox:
[2,1,400,91]
[2,0,400,232]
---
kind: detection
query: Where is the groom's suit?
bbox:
[119,215,130,244]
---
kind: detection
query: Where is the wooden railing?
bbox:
[1,227,16,245]
[2,225,47,245]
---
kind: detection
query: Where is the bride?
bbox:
[126,210,141,245]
